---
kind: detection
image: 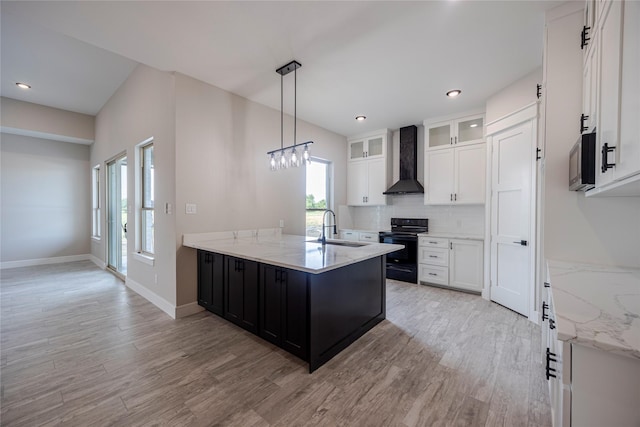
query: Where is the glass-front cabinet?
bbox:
[426,114,485,150]
[348,135,386,161]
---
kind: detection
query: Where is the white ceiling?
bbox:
[1,1,561,137]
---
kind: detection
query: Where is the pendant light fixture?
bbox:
[267,60,313,170]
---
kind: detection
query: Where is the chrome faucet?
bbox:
[318,209,337,245]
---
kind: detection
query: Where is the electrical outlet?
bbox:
[279,219,284,228]
[186,203,197,214]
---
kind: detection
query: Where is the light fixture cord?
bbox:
[280,73,284,150]
[294,66,297,146]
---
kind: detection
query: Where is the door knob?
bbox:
[513,240,528,246]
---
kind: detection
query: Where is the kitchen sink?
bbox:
[307,240,368,248]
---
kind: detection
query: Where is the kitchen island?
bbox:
[183,231,403,372]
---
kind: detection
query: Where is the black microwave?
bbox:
[569,132,596,191]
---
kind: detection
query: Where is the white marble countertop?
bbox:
[183,233,403,274]
[418,232,484,241]
[547,260,640,360]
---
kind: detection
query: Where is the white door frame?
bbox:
[483,102,539,323]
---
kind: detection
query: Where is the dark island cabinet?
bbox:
[260,265,308,360]
[224,256,259,334]
[197,250,224,316]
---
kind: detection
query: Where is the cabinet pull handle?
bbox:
[454,193,457,201]
[450,242,453,250]
[544,281,550,288]
[546,348,557,380]
[450,193,453,201]
[450,137,453,145]
[275,269,281,282]
[581,25,590,49]
[428,273,437,276]
[429,255,438,258]
[601,143,616,173]
[542,302,549,321]
[580,113,589,133]
[428,241,438,244]
[454,136,457,144]
[549,318,556,330]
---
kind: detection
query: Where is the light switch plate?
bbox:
[186,203,197,214]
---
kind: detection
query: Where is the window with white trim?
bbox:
[92,165,101,239]
[140,143,154,255]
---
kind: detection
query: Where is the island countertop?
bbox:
[183,232,403,274]
[547,260,640,360]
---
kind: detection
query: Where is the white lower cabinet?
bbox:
[340,230,379,243]
[418,237,483,293]
[543,282,640,427]
[340,230,358,241]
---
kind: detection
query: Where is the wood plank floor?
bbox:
[0,261,551,426]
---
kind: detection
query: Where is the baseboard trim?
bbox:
[0,254,91,270]
[175,302,204,318]
[125,277,176,319]
[89,255,107,269]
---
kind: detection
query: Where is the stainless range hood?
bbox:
[383,125,424,195]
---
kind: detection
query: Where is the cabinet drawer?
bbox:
[340,230,359,241]
[419,236,449,248]
[418,247,449,266]
[358,232,378,242]
[419,264,449,286]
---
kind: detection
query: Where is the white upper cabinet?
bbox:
[348,135,386,161]
[424,113,486,205]
[426,114,484,150]
[347,130,391,206]
[424,143,486,205]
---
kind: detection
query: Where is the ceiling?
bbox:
[1,1,561,137]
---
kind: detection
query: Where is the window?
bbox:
[92,165,101,239]
[305,159,332,237]
[140,142,154,255]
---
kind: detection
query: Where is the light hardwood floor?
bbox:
[0,261,551,426]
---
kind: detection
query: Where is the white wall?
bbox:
[174,72,348,305]
[1,97,95,144]
[92,64,177,306]
[543,4,640,268]
[0,133,90,262]
[486,68,542,124]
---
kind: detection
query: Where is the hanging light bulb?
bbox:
[303,144,311,165]
[280,149,287,168]
[291,147,299,167]
[270,153,277,170]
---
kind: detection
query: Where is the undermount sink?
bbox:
[308,240,368,248]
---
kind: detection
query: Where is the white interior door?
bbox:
[490,121,535,316]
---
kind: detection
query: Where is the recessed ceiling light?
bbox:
[470,123,478,128]
[16,82,31,89]
[355,115,367,121]
[446,89,461,98]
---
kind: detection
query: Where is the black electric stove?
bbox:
[379,218,428,283]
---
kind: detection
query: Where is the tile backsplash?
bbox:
[338,194,485,235]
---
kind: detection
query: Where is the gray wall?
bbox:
[0,133,90,262]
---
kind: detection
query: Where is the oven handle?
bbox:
[380,236,416,243]
[386,265,414,273]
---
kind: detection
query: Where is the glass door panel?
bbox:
[349,140,365,160]
[367,137,384,157]
[457,117,484,144]
[107,155,127,276]
[428,123,451,148]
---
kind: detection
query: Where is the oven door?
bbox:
[379,234,417,263]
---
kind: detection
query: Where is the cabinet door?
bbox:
[347,161,367,205]
[425,149,454,204]
[455,115,484,146]
[280,268,308,360]
[348,139,366,161]
[366,158,387,205]
[427,121,453,150]
[260,266,308,360]
[225,256,258,333]
[597,0,623,186]
[197,250,224,316]
[365,136,385,159]
[454,144,486,204]
[449,239,483,292]
[616,0,640,181]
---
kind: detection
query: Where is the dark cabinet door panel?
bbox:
[225,256,258,334]
[197,250,224,316]
[282,268,308,359]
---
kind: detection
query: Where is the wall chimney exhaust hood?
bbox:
[383,125,424,195]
